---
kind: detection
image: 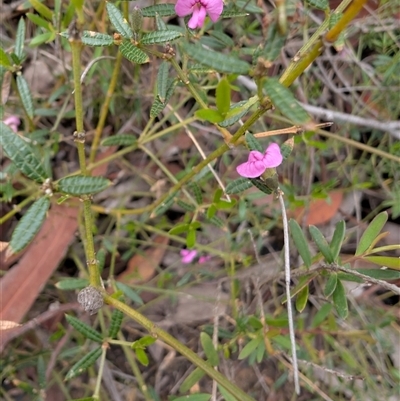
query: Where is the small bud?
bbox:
[77,286,103,315]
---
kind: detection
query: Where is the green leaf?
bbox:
[211,31,235,48]
[183,43,250,75]
[280,137,294,159]
[261,23,287,63]
[150,78,176,117]
[81,31,114,46]
[176,199,196,212]
[324,272,338,298]
[141,4,176,17]
[309,225,334,263]
[200,332,219,366]
[332,280,348,319]
[225,178,253,194]
[0,47,11,67]
[155,13,168,30]
[101,134,137,146]
[141,31,182,45]
[169,222,190,235]
[58,175,111,195]
[0,122,49,183]
[152,192,176,217]
[364,256,400,270]
[55,278,89,290]
[295,283,309,313]
[115,282,144,305]
[264,78,310,124]
[26,12,52,31]
[106,2,133,38]
[238,337,262,360]
[195,108,224,123]
[15,18,26,60]
[189,182,203,204]
[356,268,400,280]
[186,228,196,248]
[134,335,156,348]
[108,309,124,339]
[29,0,53,20]
[179,367,206,394]
[311,303,333,328]
[355,212,388,256]
[29,31,55,47]
[65,314,103,343]
[289,219,312,268]
[135,348,149,366]
[220,9,250,18]
[174,394,211,401]
[157,61,169,103]
[65,346,102,380]
[9,197,50,254]
[245,132,263,152]
[250,178,273,194]
[16,74,34,118]
[218,384,238,401]
[330,220,345,262]
[305,0,329,10]
[37,355,46,390]
[119,41,149,64]
[216,78,231,116]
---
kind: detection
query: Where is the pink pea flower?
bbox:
[180,249,198,264]
[236,143,283,178]
[175,0,224,29]
[4,115,20,133]
[198,255,211,264]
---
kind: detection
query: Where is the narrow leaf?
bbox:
[9,197,50,254]
[330,220,345,262]
[55,278,89,291]
[364,256,400,270]
[289,219,312,268]
[0,47,11,67]
[106,2,133,38]
[65,346,102,380]
[152,192,176,217]
[141,4,176,17]
[305,0,329,10]
[264,78,310,124]
[115,282,144,305]
[245,132,263,152]
[309,225,334,263]
[311,303,332,328]
[16,74,34,118]
[157,61,169,103]
[332,280,348,319]
[356,268,400,280]
[355,212,388,256]
[29,0,53,20]
[225,178,253,194]
[239,337,262,360]
[250,177,273,194]
[15,18,26,60]
[119,41,149,64]
[108,309,124,339]
[261,23,287,63]
[101,134,137,146]
[37,355,46,390]
[174,394,211,401]
[296,284,309,312]
[150,79,176,117]
[195,108,224,123]
[57,175,111,195]
[200,332,219,366]
[135,348,149,366]
[0,122,48,183]
[280,137,294,159]
[81,31,114,47]
[141,31,182,45]
[216,77,231,116]
[179,367,206,394]
[324,272,337,298]
[183,43,250,75]
[65,314,103,343]
[26,12,52,31]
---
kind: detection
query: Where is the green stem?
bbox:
[105,295,256,401]
[93,345,107,400]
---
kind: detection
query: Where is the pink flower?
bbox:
[236,143,283,178]
[198,255,211,264]
[180,249,198,264]
[4,115,20,133]
[175,0,224,29]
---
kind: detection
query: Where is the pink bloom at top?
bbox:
[180,249,198,264]
[175,0,224,29]
[4,115,20,133]
[236,143,283,178]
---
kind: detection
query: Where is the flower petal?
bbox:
[204,0,224,21]
[236,161,266,178]
[188,4,207,28]
[263,143,283,168]
[247,150,265,162]
[175,0,194,17]
[180,249,198,263]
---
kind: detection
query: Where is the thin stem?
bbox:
[104,295,256,401]
[93,344,108,400]
[278,191,300,394]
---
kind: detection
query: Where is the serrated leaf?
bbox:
[330,220,345,262]
[216,77,231,116]
[157,61,169,103]
[81,31,114,46]
[289,219,312,268]
[296,284,309,312]
[15,18,26,60]
[108,309,124,339]
[183,43,250,75]
[195,108,224,123]
[58,175,111,195]
[264,78,310,125]
[106,2,133,38]
[305,0,329,10]
[29,0,53,20]
[55,278,89,290]
[250,178,273,194]
[239,337,262,360]
[115,282,144,305]
[245,132,263,152]
[179,367,206,394]
[119,41,149,64]
[9,197,50,254]
[65,346,102,380]
[101,134,137,147]
[364,256,400,270]
[309,225,334,263]
[332,280,348,319]
[355,212,388,256]
[65,314,103,342]
[16,74,34,118]
[324,272,337,298]
[152,192,176,216]
[135,348,149,366]
[141,31,182,45]
[141,4,176,17]
[0,122,49,183]
[200,332,219,366]
[174,395,211,401]
[225,177,253,194]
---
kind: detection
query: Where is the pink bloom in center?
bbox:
[236,143,283,178]
[175,0,224,29]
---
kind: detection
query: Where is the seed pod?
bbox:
[77,286,103,315]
